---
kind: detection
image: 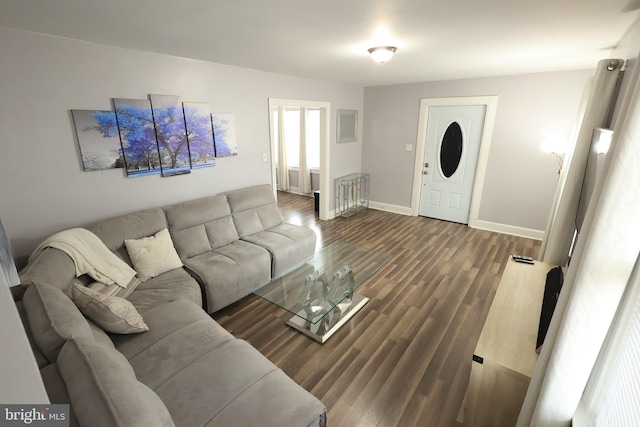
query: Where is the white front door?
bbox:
[418,105,486,224]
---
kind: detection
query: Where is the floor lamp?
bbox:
[0,218,20,287]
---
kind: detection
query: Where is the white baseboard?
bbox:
[338,202,543,240]
[279,188,314,197]
[469,220,544,240]
[369,201,413,216]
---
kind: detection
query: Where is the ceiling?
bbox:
[1,0,638,87]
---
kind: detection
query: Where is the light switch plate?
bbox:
[405,144,413,151]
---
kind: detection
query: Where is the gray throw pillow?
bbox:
[57,337,175,427]
[71,283,149,334]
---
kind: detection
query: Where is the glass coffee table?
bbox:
[253,241,391,343]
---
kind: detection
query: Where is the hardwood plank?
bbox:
[213,191,541,427]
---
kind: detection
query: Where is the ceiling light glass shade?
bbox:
[368,46,397,63]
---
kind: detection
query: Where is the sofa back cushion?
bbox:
[39,363,80,425]
[90,208,167,267]
[15,299,49,368]
[22,282,94,364]
[19,248,77,296]
[58,337,175,427]
[226,185,283,237]
[164,194,240,258]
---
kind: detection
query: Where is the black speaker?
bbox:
[536,266,564,352]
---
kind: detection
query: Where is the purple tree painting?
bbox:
[211,113,239,157]
[150,95,191,176]
[109,99,161,176]
[183,102,216,168]
[72,110,124,171]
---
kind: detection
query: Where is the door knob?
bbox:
[423,170,428,175]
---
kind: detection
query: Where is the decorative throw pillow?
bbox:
[71,283,148,334]
[124,228,183,281]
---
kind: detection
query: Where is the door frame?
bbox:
[268,98,331,220]
[410,96,498,227]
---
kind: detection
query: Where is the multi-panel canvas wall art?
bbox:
[212,113,239,157]
[150,95,191,176]
[72,94,239,178]
[113,98,162,177]
[183,102,216,168]
[71,110,124,171]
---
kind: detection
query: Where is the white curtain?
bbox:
[518,57,640,427]
[276,106,289,191]
[299,108,312,194]
[539,59,624,266]
[575,253,640,426]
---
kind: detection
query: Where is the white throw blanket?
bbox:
[27,228,136,288]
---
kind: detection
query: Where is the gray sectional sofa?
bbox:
[14,184,325,427]
[165,185,316,312]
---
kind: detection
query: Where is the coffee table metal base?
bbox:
[285,293,369,343]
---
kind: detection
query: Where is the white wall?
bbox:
[362,69,594,234]
[0,27,364,259]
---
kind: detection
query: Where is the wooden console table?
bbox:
[457,258,555,427]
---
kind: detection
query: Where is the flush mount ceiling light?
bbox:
[368,46,397,63]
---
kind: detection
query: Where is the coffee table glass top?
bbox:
[253,241,391,324]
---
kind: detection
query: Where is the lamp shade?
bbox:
[593,127,613,154]
[0,218,19,287]
[368,46,397,63]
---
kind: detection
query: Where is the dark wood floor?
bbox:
[213,192,540,427]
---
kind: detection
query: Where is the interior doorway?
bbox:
[268,99,331,220]
[411,96,498,227]
[271,106,321,195]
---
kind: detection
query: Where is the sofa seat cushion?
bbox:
[126,268,202,314]
[112,299,235,387]
[22,282,94,363]
[183,240,271,313]
[152,339,326,427]
[58,337,175,427]
[241,223,316,278]
[201,368,327,427]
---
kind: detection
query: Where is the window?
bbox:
[271,105,320,193]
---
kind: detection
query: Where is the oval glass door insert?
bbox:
[440,122,463,178]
